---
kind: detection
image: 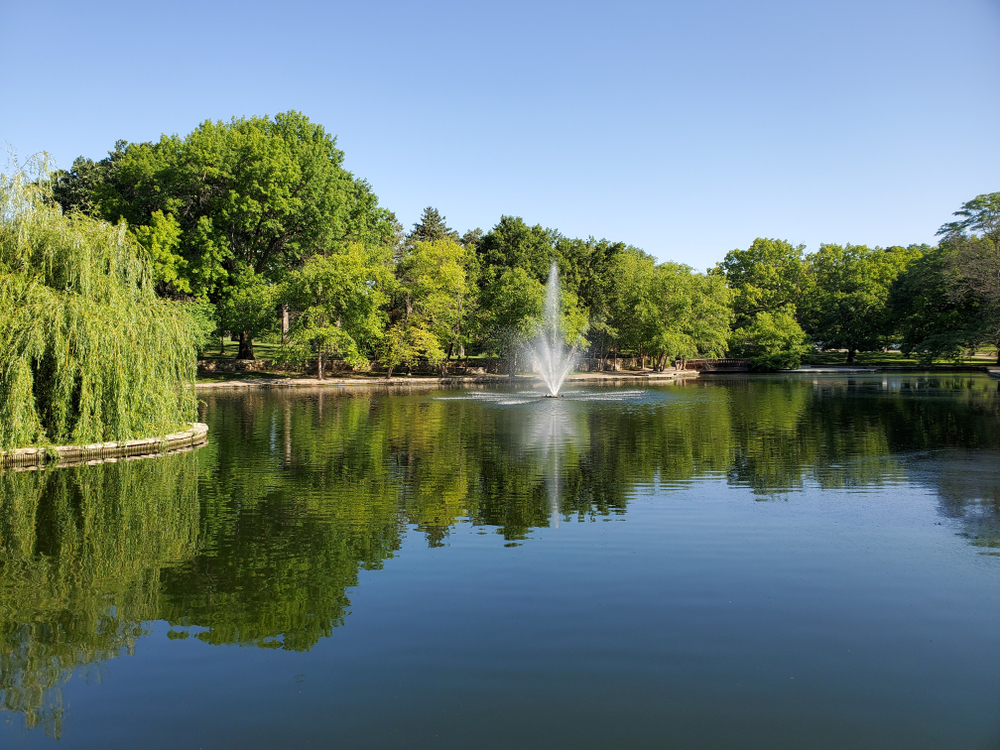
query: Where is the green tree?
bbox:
[718,237,808,328]
[930,193,1000,361]
[284,244,391,378]
[407,206,460,244]
[802,244,921,363]
[377,320,446,377]
[0,158,197,449]
[478,267,545,376]
[475,216,559,286]
[937,192,1000,246]
[608,249,660,362]
[130,209,188,295]
[57,112,397,357]
[397,239,476,363]
[216,268,279,360]
[889,245,984,363]
[729,308,810,370]
[609,250,731,368]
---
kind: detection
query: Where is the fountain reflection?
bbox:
[3,375,1000,736]
[522,397,588,527]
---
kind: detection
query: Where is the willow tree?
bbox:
[0,159,197,450]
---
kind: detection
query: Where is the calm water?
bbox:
[2,374,999,749]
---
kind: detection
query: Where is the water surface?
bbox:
[2,374,999,748]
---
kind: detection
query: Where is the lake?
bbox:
[1,374,999,748]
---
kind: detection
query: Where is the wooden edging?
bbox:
[1,423,209,469]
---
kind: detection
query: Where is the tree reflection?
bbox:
[3,376,1000,732]
[0,454,200,737]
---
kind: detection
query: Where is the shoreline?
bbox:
[0,423,210,469]
[195,369,701,391]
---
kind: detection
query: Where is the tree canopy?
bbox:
[36,113,999,373]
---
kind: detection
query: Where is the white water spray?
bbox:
[530,261,577,396]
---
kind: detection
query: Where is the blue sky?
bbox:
[1,0,998,269]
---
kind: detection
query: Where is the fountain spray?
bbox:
[530,261,577,397]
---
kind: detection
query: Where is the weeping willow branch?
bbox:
[0,155,197,450]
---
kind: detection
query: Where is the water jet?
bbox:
[530,261,577,397]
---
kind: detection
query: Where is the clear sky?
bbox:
[1,0,998,269]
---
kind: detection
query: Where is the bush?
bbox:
[729,309,810,371]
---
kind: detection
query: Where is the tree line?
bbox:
[44,110,1000,373]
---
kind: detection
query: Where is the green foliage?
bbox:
[718,238,808,328]
[215,267,279,360]
[937,192,1000,245]
[476,216,558,285]
[802,243,921,362]
[131,210,188,294]
[284,244,391,376]
[44,116,992,375]
[926,194,1000,358]
[68,111,396,299]
[729,308,810,370]
[477,267,545,367]
[181,297,220,355]
[378,320,446,376]
[554,286,591,350]
[609,249,732,364]
[397,239,476,358]
[0,159,197,450]
[407,206,459,244]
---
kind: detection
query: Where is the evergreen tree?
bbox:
[408,207,459,244]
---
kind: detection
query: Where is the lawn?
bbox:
[802,349,996,367]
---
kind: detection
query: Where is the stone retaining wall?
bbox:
[0,423,209,469]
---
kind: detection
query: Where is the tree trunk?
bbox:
[846,348,857,365]
[317,346,324,380]
[281,303,289,345]
[237,331,255,360]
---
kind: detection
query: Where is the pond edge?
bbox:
[0,423,209,469]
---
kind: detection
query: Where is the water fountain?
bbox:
[530,261,577,397]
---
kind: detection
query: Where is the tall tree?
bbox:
[407,207,460,244]
[937,192,1000,247]
[397,239,477,363]
[54,112,396,357]
[609,250,732,368]
[802,244,921,363]
[890,245,985,363]
[477,267,545,376]
[475,216,559,286]
[718,238,809,328]
[916,192,1000,362]
[284,244,391,378]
